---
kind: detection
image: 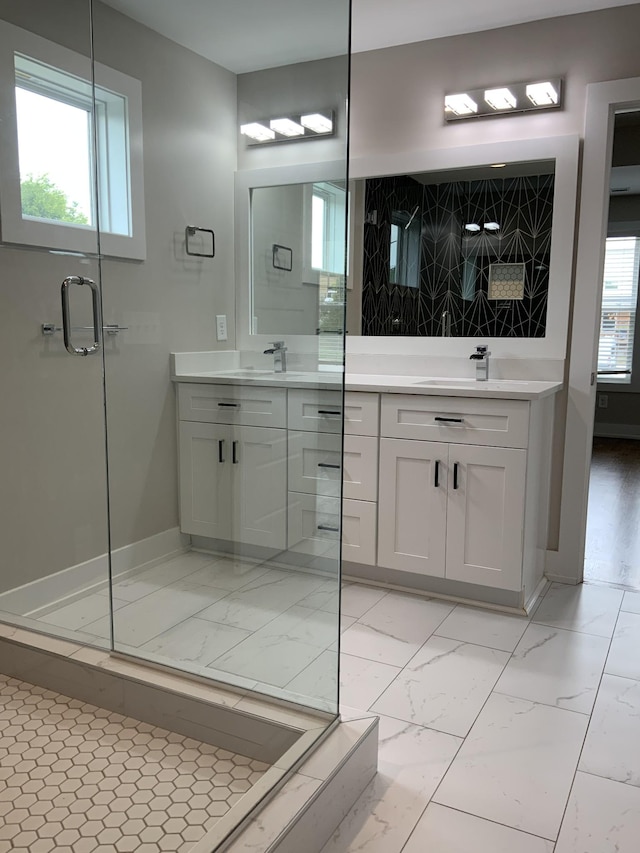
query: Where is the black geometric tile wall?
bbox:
[361,172,554,337]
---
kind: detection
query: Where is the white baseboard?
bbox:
[594,423,640,440]
[0,528,189,616]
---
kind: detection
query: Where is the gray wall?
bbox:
[347,3,640,548]
[0,0,237,589]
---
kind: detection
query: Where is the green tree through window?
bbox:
[20,173,88,225]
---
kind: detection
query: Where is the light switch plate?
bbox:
[216,314,227,341]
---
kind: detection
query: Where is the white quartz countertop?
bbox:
[171,368,561,400]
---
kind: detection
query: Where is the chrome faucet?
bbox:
[470,345,491,381]
[264,340,287,373]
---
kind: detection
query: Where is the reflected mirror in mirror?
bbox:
[354,160,555,337]
[251,181,347,339]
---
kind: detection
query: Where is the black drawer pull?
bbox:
[453,462,459,490]
[435,416,464,423]
[232,440,239,464]
[218,402,239,408]
[318,410,341,415]
[218,439,225,463]
[434,459,439,488]
[317,463,340,469]
[317,524,339,532]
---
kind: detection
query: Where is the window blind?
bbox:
[598,237,640,380]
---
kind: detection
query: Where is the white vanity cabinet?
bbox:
[177,384,287,549]
[345,388,555,608]
[378,394,530,590]
[286,389,380,565]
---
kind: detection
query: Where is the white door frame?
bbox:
[548,76,640,585]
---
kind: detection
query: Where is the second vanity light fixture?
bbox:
[241,111,334,145]
[444,79,562,121]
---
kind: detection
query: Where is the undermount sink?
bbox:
[414,378,531,388]
[414,378,482,387]
[220,369,310,378]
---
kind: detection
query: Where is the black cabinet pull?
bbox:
[434,460,440,488]
[435,416,464,423]
[317,462,340,469]
[218,439,225,463]
[232,440,239,464]
[318,410,341,416]
[317,524,339,532]
[218,402,239,408]
[453,462,459,490]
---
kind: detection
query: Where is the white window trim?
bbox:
[0,20,146,260]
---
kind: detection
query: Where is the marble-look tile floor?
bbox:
[0,673,268,853]
[325,581,640,853]
[30,551,344,709]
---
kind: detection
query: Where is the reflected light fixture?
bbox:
[270,118,305,137]
[485,87,517,111]
[491,163,507,168]
[484,222,501,231]
[464,223,481,232]
[444,93,478,116]
[240,122,275,142]
[526,81,559,106]
[444,78,562,121]
[241,110,335,145]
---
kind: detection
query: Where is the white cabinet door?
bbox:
[232,426,287,550]
[377,438,448,577]
[179,422,231,538]
[445,444,526,591]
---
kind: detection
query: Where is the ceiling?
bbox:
[102,0,640,74]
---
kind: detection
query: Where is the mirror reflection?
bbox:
[249,160,558,338]
[251,181,346,337]
[356,160,556,337]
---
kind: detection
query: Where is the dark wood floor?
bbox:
[585,437,640,588]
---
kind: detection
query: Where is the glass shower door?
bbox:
[0,0,112,645]
[92,0,350,715]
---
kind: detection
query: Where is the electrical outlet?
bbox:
[216,314,227,341]
[598,393,608,408]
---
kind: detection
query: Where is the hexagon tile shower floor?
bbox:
[0,673,269,852]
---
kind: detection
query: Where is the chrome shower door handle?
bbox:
[61,276,102,356]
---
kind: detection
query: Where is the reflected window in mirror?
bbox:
[250,180,346,354]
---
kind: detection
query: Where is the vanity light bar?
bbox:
[241,111,335,145]
[444,79,562,121]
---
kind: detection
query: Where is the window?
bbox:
[0,21,145,259]
[597,236,640,383]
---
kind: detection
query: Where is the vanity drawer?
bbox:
[287,493,341,559]
[287,388,343,433]
[342,499,377,566]
[178,383,286,428]
[288,431,342,496]
[380,394,529,448]
[345,392,379,436]
[343,435,378,501]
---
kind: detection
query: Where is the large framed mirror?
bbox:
[237,136,579,363]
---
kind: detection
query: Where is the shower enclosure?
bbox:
[0,0,350,837]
